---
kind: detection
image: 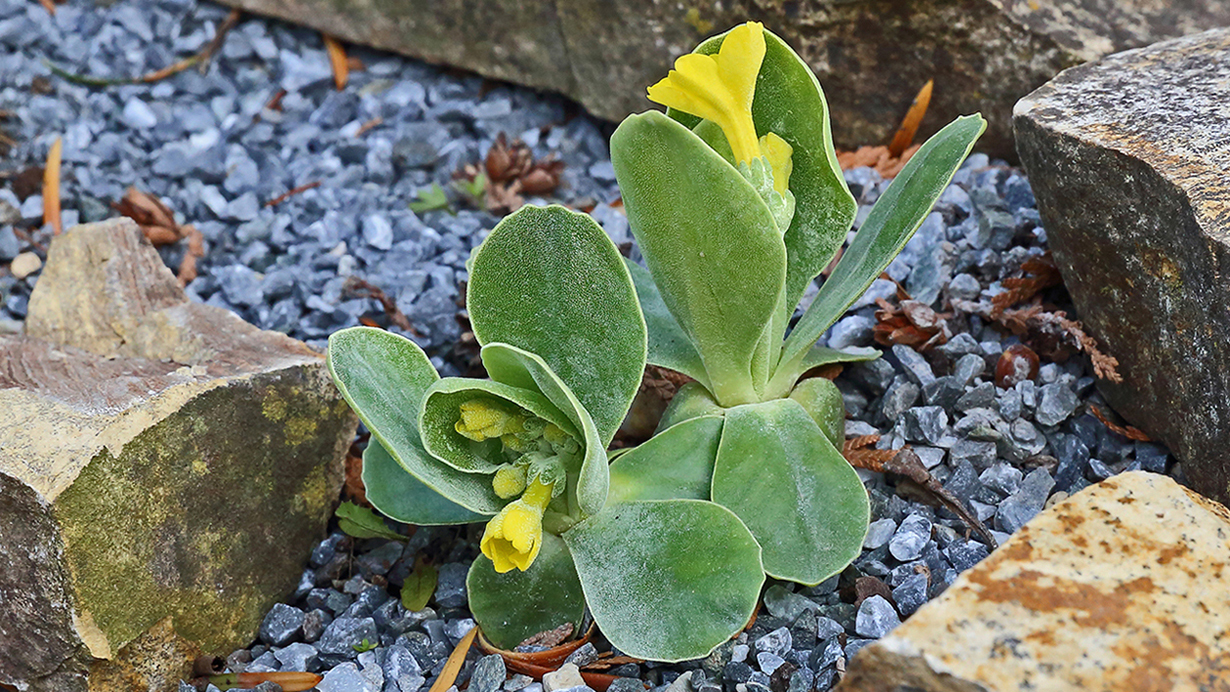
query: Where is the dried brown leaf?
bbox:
[888,79,933,157]
[518,622,575,649]
[42,137,62,235]
[323,34,349,91]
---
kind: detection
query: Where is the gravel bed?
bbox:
[2,1,1183,691]
[0,0,624,368]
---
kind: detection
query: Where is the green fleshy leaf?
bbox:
[624,258,710,389]
[468,204,647,446]
[787,378,844,449]
[327,327,503,514]
[563,500,764,662]
[466,533,586,649]
[362,440,490,526]
[712,399,869,585]
[401,556,438,612]
[675,27,857,316]
[420,378,579,474]
[765,345,880,400]
[655,381,724,434]
[611,111,786,407]
[779,115,986,372]
[480,343,608,518]
[335,501,406,541]
[608,416,724,503]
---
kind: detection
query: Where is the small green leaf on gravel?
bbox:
[335,501,406,541]
[408,182,452,214]
[401,556,439,612]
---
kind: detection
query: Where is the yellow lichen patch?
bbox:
[285,417,320,446]
[262,391,288,421]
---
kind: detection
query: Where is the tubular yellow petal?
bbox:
[492,464,527,499]
[478,476,555,573]
[759,132,794,195]
[646,22,766,164]
[715,22,765,112]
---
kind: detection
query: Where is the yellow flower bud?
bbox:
[647,21,766,164]
[758,132,793,195]
[455,399,524,442]
[480,477,555,573]
[492,464,528,499]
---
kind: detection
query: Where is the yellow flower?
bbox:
[455,399,524,442]
[492,464,528,499]
[647,21,766,164]
[480,476,555,573]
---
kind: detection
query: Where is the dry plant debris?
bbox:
[873,280,952,350]
[888,79,934,158]
[341,276,417,334]
[844,437,997,547]
[454,133,565,214]
[265,180,321,207]
[836,79,933,178]
[1090,404,1151,442]
[41,136,62,235]
[323,34,349,90]
[111,187,204,286]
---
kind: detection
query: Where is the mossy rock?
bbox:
[0,219,355,691]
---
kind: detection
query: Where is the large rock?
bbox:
[1015,29,1230,507]
[837,471,1230,691]
[219,0,1230,157]
[0,219,355,691]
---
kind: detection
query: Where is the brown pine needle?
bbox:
[323,34,349,91]
[37,0,56,14]
[42,137,62,235]
[888,79,933,157]
[429,626,478,692]
[265,180,321,207]
[355,117,383,137]
[208,671,321,691]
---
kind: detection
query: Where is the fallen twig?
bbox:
[844,438,998,548]
[1090,404,1150,442]
[343,277,418,334]
[198,8,242,74]
[265,181,321,207]
[355,116,383,137]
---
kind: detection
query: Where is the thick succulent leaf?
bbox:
[326,327,502,514]
[764,344,880,399]
[655,381,724,434]
[611,110,786,407]
[608,416,724,503]
[466,533,586,649]
[712,399,869,585]
[481,343,607,517]
[787,378,844,449]
[779,115,987,371]
[362,440,489,525]
[563,499,764,662]
[624,258,709,389]
[420,377,579,474]
[674,27,857,314]
[468,204,647,447]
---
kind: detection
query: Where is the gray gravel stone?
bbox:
[317,617,379,655]
[863,518,897,550]
[888,514,932,562]
[902,406,948,445]
[471,655,507,692]
[996,468,1057,533]
[259,602,306,646]
[274,642,319,672]
[318,662,376,692]
[892,345,935,386]
[754,627,792,658]
[854,596,900,639]
[1035,382,1080,426]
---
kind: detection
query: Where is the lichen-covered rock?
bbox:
[215,0,1230,157]
[1015,28,1230,507]
[0,219,355,692]
[836,471,1230,691]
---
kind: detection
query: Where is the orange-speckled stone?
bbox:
[837,471,1230,692]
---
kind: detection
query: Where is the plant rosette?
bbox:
[328,205,765,663]
[327,21,984,665]
[609,21,985,586]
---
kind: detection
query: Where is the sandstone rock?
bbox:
[836,471,1230,691]
[218,0,1230,157]
[0,219,355,692]
[1015,28,1230,507]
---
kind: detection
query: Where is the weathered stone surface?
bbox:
[219,0,1230,157]
[0,219,355,692]
[836,471,1230,691]
[1015,29,1230,507]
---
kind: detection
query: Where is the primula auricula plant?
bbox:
[326,22,984,663]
